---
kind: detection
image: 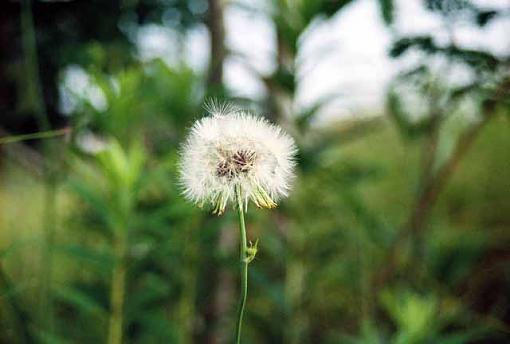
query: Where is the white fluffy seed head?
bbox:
[179,103,297,215]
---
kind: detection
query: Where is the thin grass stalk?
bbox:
[20,0,59,336]
[107,230,128,344]
[0,262,32,344]
[0,128,69,145]
[177,224,199,344]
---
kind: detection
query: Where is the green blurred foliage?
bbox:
[0,0,509,343]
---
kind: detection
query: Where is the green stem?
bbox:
[39,179,57,333]
[0,262,32,343]
[20,0,64,337]
[177,224,199,344]
[0,128,69,145]
[235,186,248,344]
[107,231,128,344]
[21,0,49,130]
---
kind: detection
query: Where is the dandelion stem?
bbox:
[235,185,248,344]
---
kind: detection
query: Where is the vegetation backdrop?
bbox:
[0,0,509,343]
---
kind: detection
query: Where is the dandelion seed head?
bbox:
[179,102,297,214]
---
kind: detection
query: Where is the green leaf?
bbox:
[476,10,497,27]
[378,0,394,25]
[56,244,113,273]
[35,331,70,344]
[390,36,435,57]
[54,286,107,318]
[435,327,488,344]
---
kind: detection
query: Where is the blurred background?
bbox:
[0,0,509,343]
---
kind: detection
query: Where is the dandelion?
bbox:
[179,101,297,343]
[179,102,296,215]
